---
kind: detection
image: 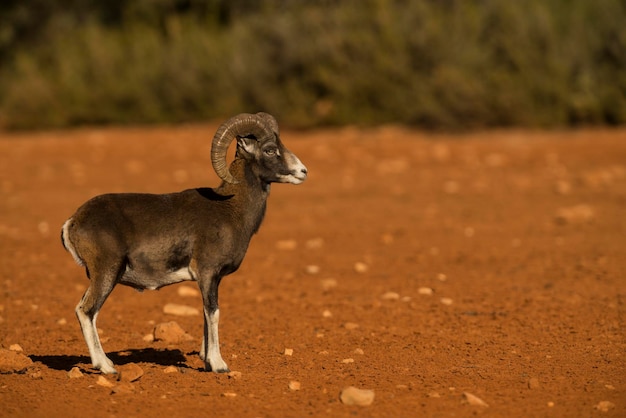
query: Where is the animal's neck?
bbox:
[216,159,269,235]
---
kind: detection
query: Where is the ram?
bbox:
[61,113,307,374]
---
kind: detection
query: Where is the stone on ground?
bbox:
[118,362,144,382]
[163,303,199,316]
[154,321,194,343]
[340,386,375,406]
[0,348,33,374]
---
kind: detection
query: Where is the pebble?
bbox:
[96,376,115,388]
[112,382,135,394]
[177,286,200,297]
[322,310,333,318]
[143,333,155,343]
[594,401,615,412]
[67,367,83,379]
[276,240,297,250]
[440,297,454,306]
[555,204,594,225]
[288,381,301,391]
[284,348,294,356]
[418,287,434,296]
[528,377,540,389]
[462,392,489,407]
[9,344,23,352]
[57,318,67,325]
[381,291,400,301]
[163,303,199,316]
[354,348,364,355]
[118,363,144,382]
[163,366,179,374]
[305,238,324,249]
[227,371,242,380]
[320,278,338,291]
[221,392,237,398]
[305,265,320,275]
[354,262,369,273]
[339,386,375,406]
[153,321,194,343]
[343,322,360,330]
[341,358,354,364]
[0,348,33,374]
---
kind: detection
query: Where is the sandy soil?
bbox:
[0,124,624,417]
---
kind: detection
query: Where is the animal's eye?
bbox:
[264,148,277,157]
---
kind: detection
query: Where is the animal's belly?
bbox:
[120,266,194,290]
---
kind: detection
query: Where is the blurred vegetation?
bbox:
[0,0,624,130]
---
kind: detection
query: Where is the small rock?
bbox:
[343,322,359,330]
[437,273,447,282]
[221,392,237,398]
[112,382,135,394]
[118,363,144,382]
[96,376,115,388]
[340,386,375,406]
[320,278,338,291]
[440,297,454,306]
[288,381,301,391]
[163,303,199,316]
[276,240,297,250]
[322,309,333,318]
[143,333,155,343]
[555,204,594,225]
[305,265,320,275]
[354,348,364,355]
[594,401,615,412]
[462,392,489,407]
[428,391,441,398]
[9,344,23,352]
[68,367,83,379]
[305,238,324,249]
[528,377,540,389]
[418,287,434,296]
[0,348,33,374]
[381,291,400,301]
[57,318,67,325]
[354,262,369,273]
[341,358,354,364]
[177,286,200,297]
[154,321,194,344]
[227,371,242,380]
[284,348,294,356]
[163,366,179,374]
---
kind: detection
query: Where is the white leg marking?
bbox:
[201,308,229,372]
[75,292,117,374]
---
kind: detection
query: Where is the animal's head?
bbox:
[211,113,307,185]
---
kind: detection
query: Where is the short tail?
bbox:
[61,218,84,267]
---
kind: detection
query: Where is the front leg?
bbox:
[199,275,229,373]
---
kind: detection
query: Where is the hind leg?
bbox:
[76,271,118,374]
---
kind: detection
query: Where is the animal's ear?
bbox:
[236,136,257,157]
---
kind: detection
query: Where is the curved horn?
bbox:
[211,113,274,184]
[256,112,280,137]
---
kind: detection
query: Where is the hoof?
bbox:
[204,363,230,373]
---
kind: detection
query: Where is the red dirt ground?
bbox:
[0,125,624,417]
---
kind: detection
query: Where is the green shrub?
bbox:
[0,0,624,129]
